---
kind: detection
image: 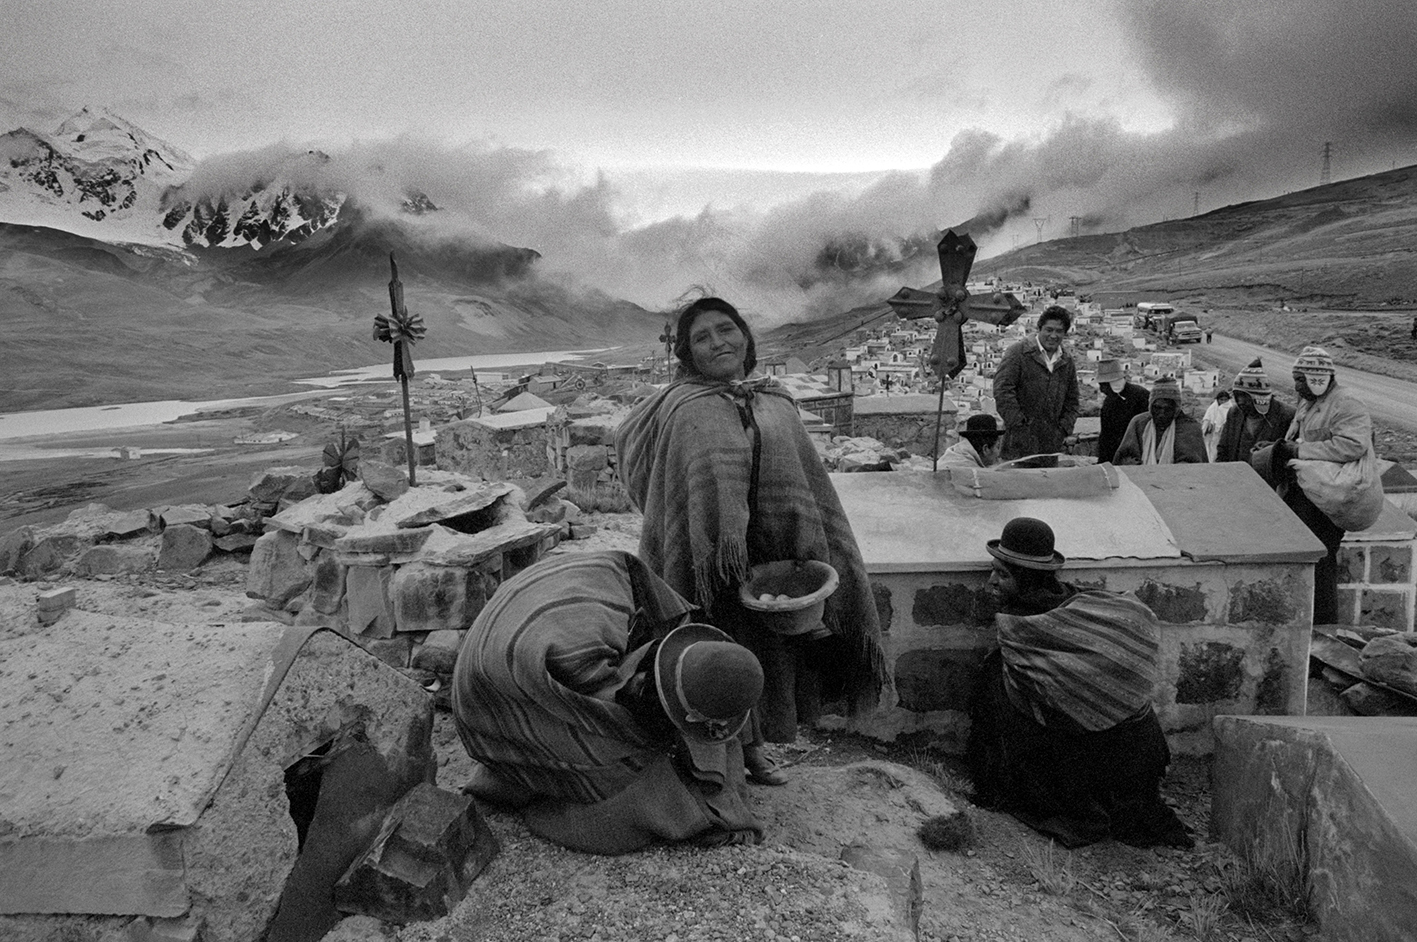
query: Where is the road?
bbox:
[1194,335,1417,434]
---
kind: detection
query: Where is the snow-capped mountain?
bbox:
[0,108,347,249]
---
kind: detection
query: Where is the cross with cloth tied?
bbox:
[884,230,1027,468]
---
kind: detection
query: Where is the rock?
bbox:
[390,564,486,634]
[0,525,37,574]
[335,527,434,556]
[103,510,153,540]
[246,530,313,606]
[394,484,516,530]
[1360,634,1417,698]
[311,553,347,615]
[565,444,608,472]
[361,460,410,502]
[411,644,458,676]
[18,533,83,580]
[77,544,154,576]
[1339,682,1417,716]
[333,783,499,924]
[317,915,391,942]
[157,524,213,572]
[568,523,599,540]
[213,534,260,555]
[249,466,316,503]
[346,566,396,639]
[158,504,213,529]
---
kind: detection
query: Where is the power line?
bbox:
[1321,141,1333,186]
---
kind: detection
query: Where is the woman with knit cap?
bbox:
[1111,375,1208,465]
[1215,359,1295,464]
[1266,346,1374,624]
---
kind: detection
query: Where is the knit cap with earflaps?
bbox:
[1293,345,1335,374]
[1149,375,1182,402]
[1232,358,1271,395]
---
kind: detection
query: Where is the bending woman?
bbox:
[616,296,888,784]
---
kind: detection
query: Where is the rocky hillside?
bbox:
[969,164,1417,309]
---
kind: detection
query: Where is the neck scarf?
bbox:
[1141,418,1176,465]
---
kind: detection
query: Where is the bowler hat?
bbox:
[655,624,762,744]
[961,414,1005,439]
[986,516,1065,571]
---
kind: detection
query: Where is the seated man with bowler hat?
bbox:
[941,414,1006,469]
[967,517,1192,849]
[1111,375,1207,465]
[452,550,766,854]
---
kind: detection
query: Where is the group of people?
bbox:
[449,295,1371,856]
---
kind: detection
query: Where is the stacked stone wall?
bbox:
[861,560,1313,756]
[853,413,958,456]
[436,419,551,481]
[1337,537,1415,631]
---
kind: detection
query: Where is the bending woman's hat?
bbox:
[1232,358,1271,395]
[1096,358,1125,384]
[1293,345,1334,375]
[655,623,763,744]
[986,516,1065,571]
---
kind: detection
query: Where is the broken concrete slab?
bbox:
[265,483,377,536]
[157,524,212,572]
[0,598,433,942]
[333,783,498,924]
[1212,715,1417,942]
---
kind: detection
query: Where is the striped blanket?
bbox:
[451,550,761,853]
[615,378,887,719]
[997,590,1161,732]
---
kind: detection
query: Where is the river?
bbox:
[0,350,598,442]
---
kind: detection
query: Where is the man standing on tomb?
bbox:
[1267,346,1374,625]
[993,306,1079,460]
[967,517,1192,849]
[1112,375,1207,465]
[1214,359,1294,464]
[1095,358,1150,464]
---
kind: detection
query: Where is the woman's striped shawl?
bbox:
[615,378,887,714]
[451,550,697,804]
[997,590,1161,732]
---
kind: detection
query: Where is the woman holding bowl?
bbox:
[617,296,887,784]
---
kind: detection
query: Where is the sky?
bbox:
[3,0,1416,320]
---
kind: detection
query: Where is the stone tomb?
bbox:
[1212,715,1417,942]
[1337,499,1417,631]
[833,462,1325,754]
[0,601,434,942]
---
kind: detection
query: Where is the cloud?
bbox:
[156,0,1417,327]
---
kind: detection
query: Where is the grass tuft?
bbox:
[918,811,976,852]
[1019,839,1077,896]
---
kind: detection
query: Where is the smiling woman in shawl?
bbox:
[615,297,888,785]
[452,550,766,854]
[966,517,1192,849]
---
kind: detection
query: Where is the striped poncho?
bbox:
[615,377,887,724]
[996,590,1161,732]
[451,550,761,854]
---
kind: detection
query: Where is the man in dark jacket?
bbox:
[993,306,1080,460]
[1096,357,1150,464]
[1215,358,1295,464]
[1112,375,1207,465]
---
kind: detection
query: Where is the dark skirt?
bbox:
[967,650,1192,849]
